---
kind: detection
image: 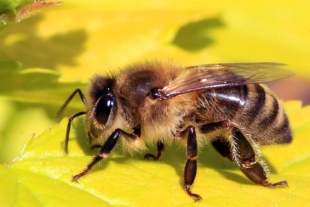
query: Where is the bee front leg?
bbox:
[144,141,165,160]
[65,111,87,153]
[182,126,202,201]
[231,128,288,187]
[72,128,138,182]
[58,88,88,154]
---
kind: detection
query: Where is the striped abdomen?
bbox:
[196,84,292,145]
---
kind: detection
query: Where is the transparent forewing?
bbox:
[163,62,294,98]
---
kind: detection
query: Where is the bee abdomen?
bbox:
[239,84,292,145]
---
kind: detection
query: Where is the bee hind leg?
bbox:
[200,121,288,187]
[144,141,165,160]
[231,128,288,187]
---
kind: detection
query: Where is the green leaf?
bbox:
[0,0,62,26]
[2,0,309,82]
[2,101,310,206]
[0,1,310,206]
[0,165,111,207]
[0,0,22,13]
[0,60,85,105]
[0,60,85,163]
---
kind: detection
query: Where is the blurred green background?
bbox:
[0,0,310,164]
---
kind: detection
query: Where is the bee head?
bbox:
[89,76,117,128]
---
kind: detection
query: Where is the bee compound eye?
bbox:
[94,95,116,126]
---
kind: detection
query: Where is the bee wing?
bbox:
[163,62,294,98]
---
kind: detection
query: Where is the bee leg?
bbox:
[72,128,138,182]
[58,88,87,154]
[144,141,165,160]
[182,126,202,201]
[211,136,233,161]
[200,121,233,161]
[57,88,87,117]
[90,144,102,150]
[231,128,288,187]
[65,111,87,154]
[200,121,287,187]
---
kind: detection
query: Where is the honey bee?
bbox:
[58,61,294,201]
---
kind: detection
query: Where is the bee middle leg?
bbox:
[72,128,139,182]
[200,121,288,187]
[90,144,102,150]
[182,126,202,201]
[211,135,233,161]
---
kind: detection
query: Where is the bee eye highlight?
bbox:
[94,95,116,126]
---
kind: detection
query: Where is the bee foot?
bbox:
[261,180,288,188]
[144,153,158,160]
[185,185,202,202]
[71,174,83,183]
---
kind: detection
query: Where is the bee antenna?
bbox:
[57,88,87,118]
